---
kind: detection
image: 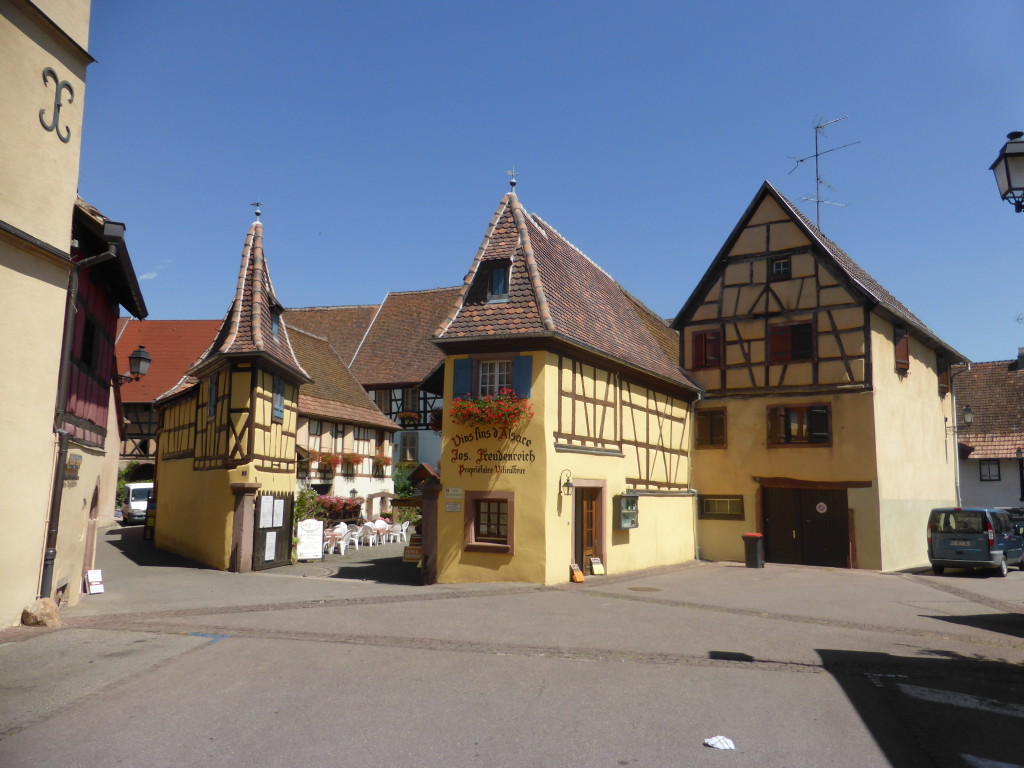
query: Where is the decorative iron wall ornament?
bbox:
[39,67,74,143]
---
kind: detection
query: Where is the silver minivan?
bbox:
[927,507,1024,577]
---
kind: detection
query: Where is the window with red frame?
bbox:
[692,330,723,369]
[894,327,910,373]
[767,323,814,364]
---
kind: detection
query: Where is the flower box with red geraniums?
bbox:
[448,388,533,431]
[395,411,420,424]
[372,453,392,468]
[339,452,364,466]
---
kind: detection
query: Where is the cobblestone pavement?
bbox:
[3,527,1024,767]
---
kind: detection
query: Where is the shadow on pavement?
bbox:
[100,525,215,570]
[922,612,1024,641]
[818,648,1024,768]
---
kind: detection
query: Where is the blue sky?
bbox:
[80,1,1023,364]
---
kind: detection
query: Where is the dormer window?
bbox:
[487,261,511,301]
[271,306,282,339]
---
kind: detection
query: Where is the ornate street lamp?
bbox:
[990,131,1024,212]
[116,345,151,384]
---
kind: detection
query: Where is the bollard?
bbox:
[741,532,764,568]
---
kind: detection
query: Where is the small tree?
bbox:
[392,461,416,498]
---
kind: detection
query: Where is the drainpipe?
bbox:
[948,362,972,509]
[689,392,702,561]
[39,244,117,600]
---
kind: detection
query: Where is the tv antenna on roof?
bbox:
[787,116,860,229]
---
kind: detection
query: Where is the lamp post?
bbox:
[990,131,1024,212]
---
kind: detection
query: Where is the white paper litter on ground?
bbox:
[703,735,735,750]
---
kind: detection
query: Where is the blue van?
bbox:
[927,507,1024,577]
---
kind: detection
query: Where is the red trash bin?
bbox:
[741,532,764,568]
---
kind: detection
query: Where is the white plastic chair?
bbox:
[400,520,410,543]
[336,530,353,556]
[388,523,402,543]
[347,524,361,550]
[359,523,377,547]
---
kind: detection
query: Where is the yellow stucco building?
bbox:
[155,216,311,571]
[673,182,967,571]
[430,191,701,585]
[1,1,147,626]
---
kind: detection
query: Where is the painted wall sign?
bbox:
[449,428,537,478]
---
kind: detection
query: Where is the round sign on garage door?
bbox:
[815,502,828,514]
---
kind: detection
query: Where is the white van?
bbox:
[121,482,153,525]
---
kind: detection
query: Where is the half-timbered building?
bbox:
[154,216,311,572]
[431,191,701,584]
[673,181,967,571]
[288,286,461,470]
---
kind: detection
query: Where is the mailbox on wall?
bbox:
[616,492,639,529]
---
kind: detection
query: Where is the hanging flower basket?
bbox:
[428,406,443,434]
[396,410,420,425]
[448,388,533,431]
[339,452,364,466]
[373,453,392,468]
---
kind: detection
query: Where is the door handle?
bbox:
[792,530,796,539]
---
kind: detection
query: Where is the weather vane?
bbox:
[506,166,518,191]
[787,116,860,229]
[251,199,262,220]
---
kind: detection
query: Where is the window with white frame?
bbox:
[479,360,511,397]
[398,431,419,463]
[353,427,371,459]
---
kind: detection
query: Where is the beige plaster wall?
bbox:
[155,457,237,570]
[0,0,89,248]
[0,239,68,626]
[32,0,90,49]
[437,351,697,585]
[869,315,956,571]
[694,392,880,563]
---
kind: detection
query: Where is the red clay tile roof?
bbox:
[115,319,220,402]
[348,287,462,387]
[285,305,379,364]
[435,193,698,391]
[953,359,1024,458]
[188,220,310,383]
[674,181,967,364]
[289,326,398,430]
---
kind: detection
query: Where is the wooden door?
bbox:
[763,487,849,568]
[574,488,600,565]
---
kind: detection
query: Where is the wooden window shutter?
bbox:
[937,358,949,396]
[693,330,721,369]
[808,405,830,443]
[512,355,532,398]
[767,406,784,444]
[453,358,473,398]
[767,326,791,363]
[894,327,910,372]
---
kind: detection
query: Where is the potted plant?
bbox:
[321,453,341,473]
[448,387,533,431]
[307,450,322,470]
[339,451,363,465]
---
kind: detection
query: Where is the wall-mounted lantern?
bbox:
[560,469,574,497]
[116,345,151,384]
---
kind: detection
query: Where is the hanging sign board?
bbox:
[296,519,324,561]
[85,569,104,594]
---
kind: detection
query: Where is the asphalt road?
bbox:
[1,525,1023,768]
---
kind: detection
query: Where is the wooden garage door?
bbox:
[763,487,849,568]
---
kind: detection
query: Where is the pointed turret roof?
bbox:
[188,219,311,382]
[435,192,697,391]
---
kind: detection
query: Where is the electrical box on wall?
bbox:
[616,492,639,529]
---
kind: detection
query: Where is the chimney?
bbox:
[1018,347,1024,370]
